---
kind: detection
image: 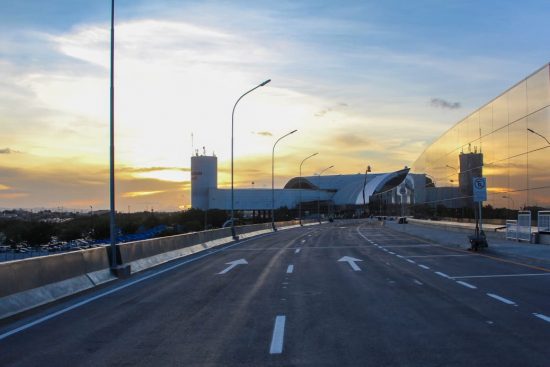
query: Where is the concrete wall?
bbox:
[0,246,110,299]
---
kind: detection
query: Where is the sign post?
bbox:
[473,177,487,233]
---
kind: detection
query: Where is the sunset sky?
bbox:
[1,0,549,211]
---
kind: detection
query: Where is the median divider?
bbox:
[0,220,314,320]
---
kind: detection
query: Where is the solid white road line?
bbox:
[405,254,470,258]
[269,315,286,354]
[295,248,301,254]
[487,293,516,305]
[418,265,430,270]
[435,271,451,279]
[456,281,477,289]
[379,245,433,248]
[533,313,550,323]
[452,273,550,279]
[287,265,294,274]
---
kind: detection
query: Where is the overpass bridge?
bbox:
[1,220,549,366]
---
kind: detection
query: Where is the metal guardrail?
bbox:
[506,220,518,241]
[517,211,531,242]
[538,211,550,233]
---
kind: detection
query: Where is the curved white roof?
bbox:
[284,168,410,205]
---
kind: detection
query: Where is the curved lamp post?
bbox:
[362,165,371,217]
[527,128,550,145]
[271,129,298,231]
[299,153,318,226]
[317,165,334,223]
[231,79,271,239]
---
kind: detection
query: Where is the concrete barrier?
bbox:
[0,246,113,319]
[0,220,315,320]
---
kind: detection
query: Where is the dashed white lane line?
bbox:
[413,279,423,286]
[533,313,550,323]
[301,240,306,244]
[286,265,294,274]
[269,315,286,354]
[487,293,517,306]
[295,248,301,254]
[435,271,451,279]
[418,265,430,270]
[406,259,416,264]
[389,252,395,255]
[396,255,404,258]
[456,281,477,289]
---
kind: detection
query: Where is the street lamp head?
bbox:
[260,79,271,87]
[290,129,298,134]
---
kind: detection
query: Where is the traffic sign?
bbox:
[473,177,487,202]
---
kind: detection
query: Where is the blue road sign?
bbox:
[473,177,487,202]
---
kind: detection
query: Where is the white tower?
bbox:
[191,153,217,210]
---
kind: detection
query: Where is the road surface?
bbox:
[1,221,549,366]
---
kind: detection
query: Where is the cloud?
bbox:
[0,164,190,211]
[253,131,273,137]
[314,102,349,118]
[123,190,166,198]
[430,98,461,110]
[117,166,191,173]
[0,148,21,154]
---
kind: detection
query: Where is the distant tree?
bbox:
[23,221,55,246]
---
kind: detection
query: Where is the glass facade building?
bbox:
[410,63,550,216]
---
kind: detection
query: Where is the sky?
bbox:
[1,0,549,212]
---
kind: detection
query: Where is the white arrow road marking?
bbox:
[217,259,248,274]
[338,256,363,271]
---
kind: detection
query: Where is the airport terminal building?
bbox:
[190,154,412,217]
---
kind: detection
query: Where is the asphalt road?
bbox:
[1,221,549,366]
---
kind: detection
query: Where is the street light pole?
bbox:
[299,153,318,226]
[527,128,550,145]
[272,129,298,231]
[109,0,117,269]
[231,79,271,239]
[317,165,334,223]
[362,165,371,217]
